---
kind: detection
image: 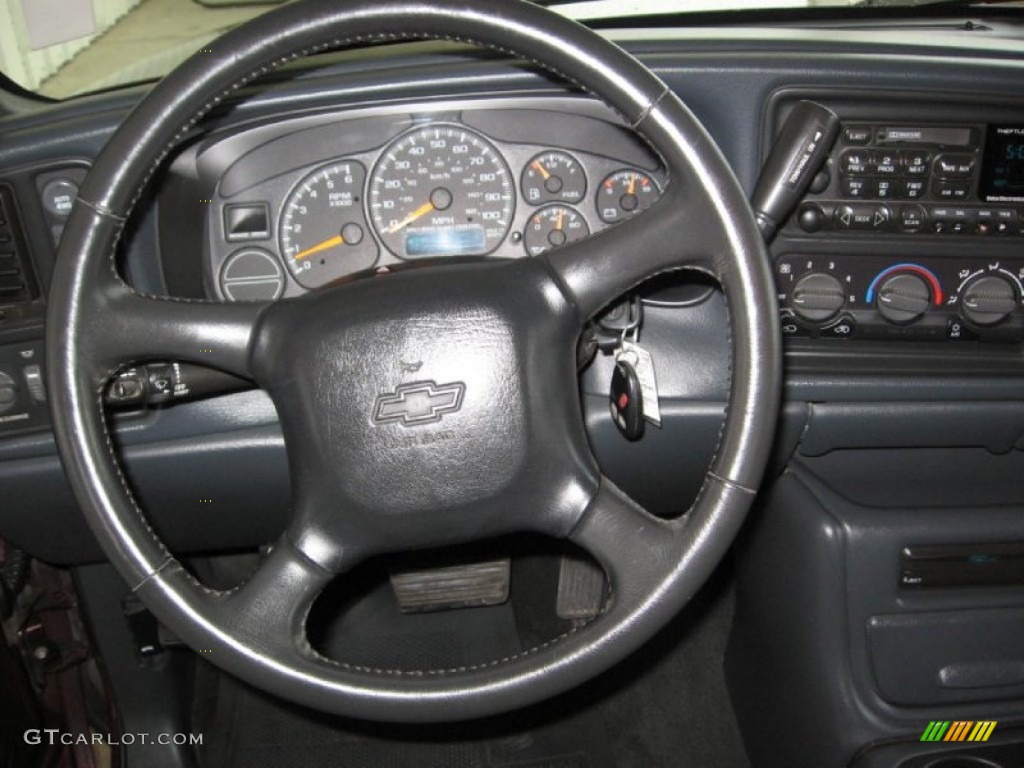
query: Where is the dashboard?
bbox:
[1,17,1024,768]
[190,101,665,300]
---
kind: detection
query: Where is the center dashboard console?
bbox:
[770,91,1024,346]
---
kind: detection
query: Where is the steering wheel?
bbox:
[46,0,780,722]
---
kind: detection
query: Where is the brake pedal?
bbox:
[390,559,510,613]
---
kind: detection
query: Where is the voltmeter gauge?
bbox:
[521,151,586,205]
[279,160,378,289]
[523,205,590,256]
[596,169,660,223]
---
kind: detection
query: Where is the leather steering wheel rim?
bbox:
[46,0,781,722]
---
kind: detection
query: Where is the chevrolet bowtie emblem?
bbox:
[373,380,465,427]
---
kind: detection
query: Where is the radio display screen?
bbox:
[981,124,1024,203]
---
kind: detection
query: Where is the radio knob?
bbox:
[961,275,1019,326]
[876,273,931,324]
[790,272,846,323]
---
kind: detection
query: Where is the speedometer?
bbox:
[369,125,514,259]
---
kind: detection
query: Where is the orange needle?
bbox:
[556,209,565,231]
[628,173,637,195]
[531,160,551,180]
[385,201,435,234]
[293,234,344,261]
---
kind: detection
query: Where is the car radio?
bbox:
[790,122,1024,237]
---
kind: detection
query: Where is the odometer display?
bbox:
[369,125,514,259]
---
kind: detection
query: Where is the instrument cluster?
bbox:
[206,106,665,301]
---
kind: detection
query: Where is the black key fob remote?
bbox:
[610,359,644,441]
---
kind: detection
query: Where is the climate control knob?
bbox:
[790,272,846,323]
[961,275,1019,326]
[876,273,931,325]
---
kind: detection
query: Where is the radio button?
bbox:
[842,126,872,145]
[873,179,896,199]
[835,204,891,230]
[901,150,931,176]
[934,153,976,179]
[841,177,868,198]
[902,180,925,199]
[841,150,873,175]
[897,205,927,233]
[871,151,900,176]
[933,181,970,199]
[796,204,826,233]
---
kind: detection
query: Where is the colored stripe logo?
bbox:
[920,721,997,742]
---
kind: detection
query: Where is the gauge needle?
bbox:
[628,172,637,195]
[531,160,551,180]
[556,209,565,230]
[384,201,435,234]
[293,234,344,260]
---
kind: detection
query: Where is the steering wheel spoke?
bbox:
[221,537,339,651]
[86,276,266,381]
[569,480,679,602]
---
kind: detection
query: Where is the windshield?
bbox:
[0,0,1007,100]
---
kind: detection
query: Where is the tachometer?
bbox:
[279,160,379,289]
[369,125,514,259]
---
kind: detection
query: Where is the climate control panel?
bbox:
[776,255,1024,342]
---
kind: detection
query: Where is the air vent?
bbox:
[0,185,38,307]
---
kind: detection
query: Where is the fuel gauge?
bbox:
[523,205,590,256]
[521,151,586,205]
[596,169,660,223]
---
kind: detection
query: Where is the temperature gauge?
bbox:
[523,205,590,256]
[521,151,586,205]
[596,169,659,223]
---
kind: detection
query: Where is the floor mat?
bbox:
[196,666,615,768]
[194,564,749,768]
